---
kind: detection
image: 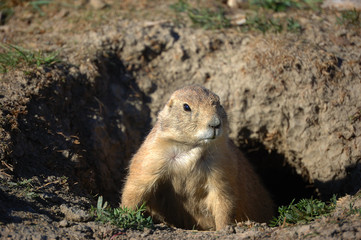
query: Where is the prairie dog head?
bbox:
[158,85,228,146]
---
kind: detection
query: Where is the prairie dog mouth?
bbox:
[196,127,222,142]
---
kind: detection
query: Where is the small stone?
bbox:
[227,0,248,8]
[141,227,153,237]
[342,231,356,239]
[59,219,69,227]
[244,220,253,226]
[221,225,235,234]
[89,0,106,10]
[61,150,69,159]
[297,225,311,235]
[60,204,92,222]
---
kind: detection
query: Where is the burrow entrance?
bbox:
[240,143,317,207]
[6,48,320,212]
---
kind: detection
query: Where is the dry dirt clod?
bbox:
[59,219,70,227]
[89,0,107,9]
[60,204,92,222]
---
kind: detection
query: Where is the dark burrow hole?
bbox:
[240,143,317,208]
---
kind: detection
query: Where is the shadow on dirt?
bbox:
[315,162,361,201]
[0,188,57,223]
[7,50,151,205]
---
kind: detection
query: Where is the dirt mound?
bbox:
[75,18,360,201]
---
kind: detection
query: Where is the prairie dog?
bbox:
[121,85,274,230]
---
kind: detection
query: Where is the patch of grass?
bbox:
[250,0,322,11]
[169,0,306,33]
[8,178,33,188]
[29,0,52,16]
[302,0,323,10]
[0,0,52,23]
[242,16,302,33]
[270,195,337,227]
[347,202,361,216]
[242,14,283,33]
[337,9,361,27]
[287,17,302,32]
[0,44,60,73]
[187,7,230,29]
[241,0,318,33]
[169,0,188,13]
[170,0,230,29]
[241,10,302,33]
[7,178,39,199]
[91,196,153,230]
[250,0,299,12]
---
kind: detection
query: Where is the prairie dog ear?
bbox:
[159,98,173,119]
[166,99,174,108]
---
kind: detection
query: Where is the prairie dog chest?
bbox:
[163,146,216,196]
[165,145,213,176]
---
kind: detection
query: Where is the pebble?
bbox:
[89,0,106,10]
[60,204,92,222]
[59,219,69,227]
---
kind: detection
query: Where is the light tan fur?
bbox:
[121,85,274,230]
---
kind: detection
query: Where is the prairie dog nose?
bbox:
[209,116,221,129]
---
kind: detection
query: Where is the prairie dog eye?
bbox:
[183,103,191,112]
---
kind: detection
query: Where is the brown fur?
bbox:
[121,85,274,230]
